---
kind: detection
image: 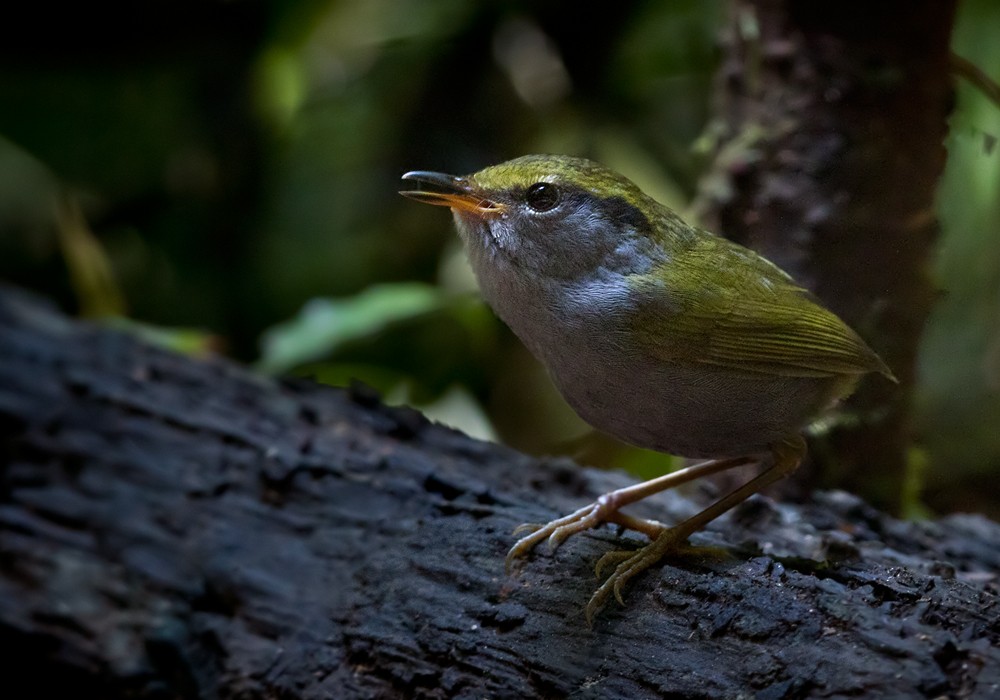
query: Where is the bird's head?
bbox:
[400,154,676,280]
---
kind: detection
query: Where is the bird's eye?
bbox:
[524,182,561,212]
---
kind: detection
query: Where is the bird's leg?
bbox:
[585,436,806,624]
[505,454,754,574]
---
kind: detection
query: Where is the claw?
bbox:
[585,528,688,621]
[503,552,520,576]
[584,581,612,627]
[613,578,626,606]
[593,549,632,579]
[584,599,599,628]
[511,523,541,536]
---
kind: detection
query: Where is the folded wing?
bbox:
[630,234,894,380]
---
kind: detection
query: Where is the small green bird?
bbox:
[400,154,894,622]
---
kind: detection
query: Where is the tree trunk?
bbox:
[1,285,998,699]
[693,0,957,512]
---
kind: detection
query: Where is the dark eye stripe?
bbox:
[600,195,653,235]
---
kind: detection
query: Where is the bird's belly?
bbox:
[475,270,842,458]
[546,350,835,459]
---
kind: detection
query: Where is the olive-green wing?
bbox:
[631,236,894,379]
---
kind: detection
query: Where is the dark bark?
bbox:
[693,0,957,511]
[1,285,999,699]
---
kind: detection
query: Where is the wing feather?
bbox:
[631,235,894,380]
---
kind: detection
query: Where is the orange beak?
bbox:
[399,171,504,214]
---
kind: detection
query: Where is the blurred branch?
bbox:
[951,52,1000,111]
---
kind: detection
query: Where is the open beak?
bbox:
[399,171,503,214]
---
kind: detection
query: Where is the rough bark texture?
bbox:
[693,0,957,511]
[1,285,999,699]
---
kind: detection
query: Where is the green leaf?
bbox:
[106,318,221,356]
[256,282,447,374]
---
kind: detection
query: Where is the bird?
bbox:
[399,154,895,622]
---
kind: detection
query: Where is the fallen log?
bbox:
[1,286,998,698]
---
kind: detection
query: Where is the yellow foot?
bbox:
[505,455,756,577]
[504,498,666,575]
[504,503,608,574]
[585,527,690,625]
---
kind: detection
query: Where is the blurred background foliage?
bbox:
[1,0,998,516]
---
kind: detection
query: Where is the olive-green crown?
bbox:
[471,155,649,211]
